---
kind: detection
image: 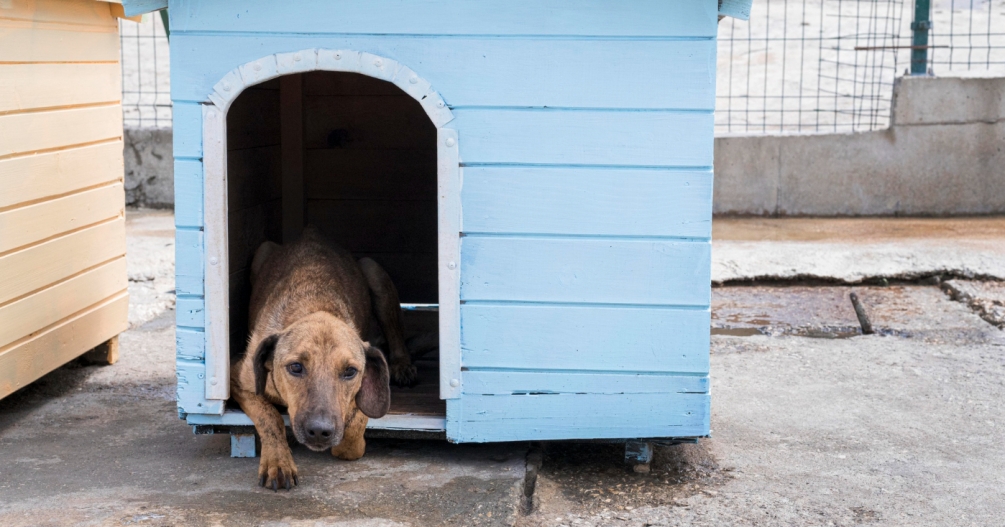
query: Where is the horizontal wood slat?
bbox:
[0,217,125,305]
[0,105,122,158]
[462,167,713,238]
[451,109,713,167]
[170,35,716,110]
[169,0,717,37]
[0,24,119,63]
[0,0,117,27]
[460,304,710,373]
[0,141,122,210]
[447,391,710,442]
[0,63,120,114]
[0,183,123,254]
[0,257,126,349]
[460,237,711,306]
[462,371,709,395]
[0,292,126,401]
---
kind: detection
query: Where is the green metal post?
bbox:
[910,0,931,75]
[159,9,170,41]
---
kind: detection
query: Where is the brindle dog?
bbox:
[230,227,417,490]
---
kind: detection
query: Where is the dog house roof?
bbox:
[121,0,752,21]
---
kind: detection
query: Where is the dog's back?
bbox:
[248,227,371,343]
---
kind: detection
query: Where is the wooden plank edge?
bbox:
[0,292,127,400]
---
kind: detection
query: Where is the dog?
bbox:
[230,226,417,490]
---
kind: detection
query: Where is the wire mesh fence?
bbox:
[715,0,1005,135]
[118,4,1003,133]
[120,14,171,128]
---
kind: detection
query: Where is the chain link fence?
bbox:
[717,0,1005,135]
[119,4,1003,134]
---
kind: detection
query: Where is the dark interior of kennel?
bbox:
[226,71,443,417]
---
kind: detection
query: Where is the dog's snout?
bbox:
[305,417,336,440]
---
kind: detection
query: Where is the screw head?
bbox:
[447,261,456,269]
[222,82,230,91]
[374,58,383,67]
[334,52,342,60]
[210,378,218,386]
[254,63,262,71]
[209,256,219,266]
[445,137,456,147]
[437,101,445,108]
[449,379,459,387]
[294,53,302,62]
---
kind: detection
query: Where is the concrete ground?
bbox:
[1,211,1004,526]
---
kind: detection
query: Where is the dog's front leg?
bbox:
[232,387,298,490]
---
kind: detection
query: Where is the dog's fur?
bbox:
[230,227,415,490]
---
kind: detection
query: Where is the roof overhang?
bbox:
[119,0,168,18]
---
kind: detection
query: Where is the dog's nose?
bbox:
[305,418,336,440]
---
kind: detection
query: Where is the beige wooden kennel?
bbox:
[0,0,135,399]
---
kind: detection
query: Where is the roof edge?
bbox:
[719,0,753,21]
[120,0,167,17]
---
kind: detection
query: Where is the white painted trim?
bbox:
[208,49,455,127]
[437,128,462,400]
[200,50,461,406]
[187,410,446,432]
[202,104,230,402]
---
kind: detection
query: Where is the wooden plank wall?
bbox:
[169,0,715,439]
[302,71,437,303]
[0,0,127,400]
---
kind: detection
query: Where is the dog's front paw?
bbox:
[389,361,418,387]
[258,446,298,491]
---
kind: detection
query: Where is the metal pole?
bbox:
[910,0,931,75]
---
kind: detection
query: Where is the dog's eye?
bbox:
[341,367,358,380]
[287,362,304,376]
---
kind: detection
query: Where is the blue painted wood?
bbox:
[463,371,709,395]
[176,296,205,329]
[231,434,257,458]
[176,359,225,415]
[461,304,709,372]
[175,228,204,296]
[460,237,711,305]
[451,109,712,167]
[172,102,203,159]
[169,0,718,37]
[121,0,167,17]
[720,0,754,21]
[447,392,709,442]
[176,327,205,361]
[169,35,715,110]
[462,167,712,238]
[174,159,204,228]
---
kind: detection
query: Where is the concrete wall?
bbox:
[714,76,1005,216]
[124,128,173,208]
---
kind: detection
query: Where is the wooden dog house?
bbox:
[123,0,751,452]
[0,0,135,400]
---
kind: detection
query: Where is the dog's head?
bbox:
[251,312,390,451]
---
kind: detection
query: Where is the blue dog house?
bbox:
[123,0,750,450]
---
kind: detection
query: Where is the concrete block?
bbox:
[124,127,174,208]
[713,135,780,215]
[893,76,1005,125]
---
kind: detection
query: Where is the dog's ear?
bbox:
[253,334,280,396]
[356,343,390,418]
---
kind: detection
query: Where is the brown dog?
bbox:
[230,227,416,490]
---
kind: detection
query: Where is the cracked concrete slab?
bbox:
[941,280,1005,328]
[713,217,1005,284]
[0,312,528,527]
[520,286,1005,527]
